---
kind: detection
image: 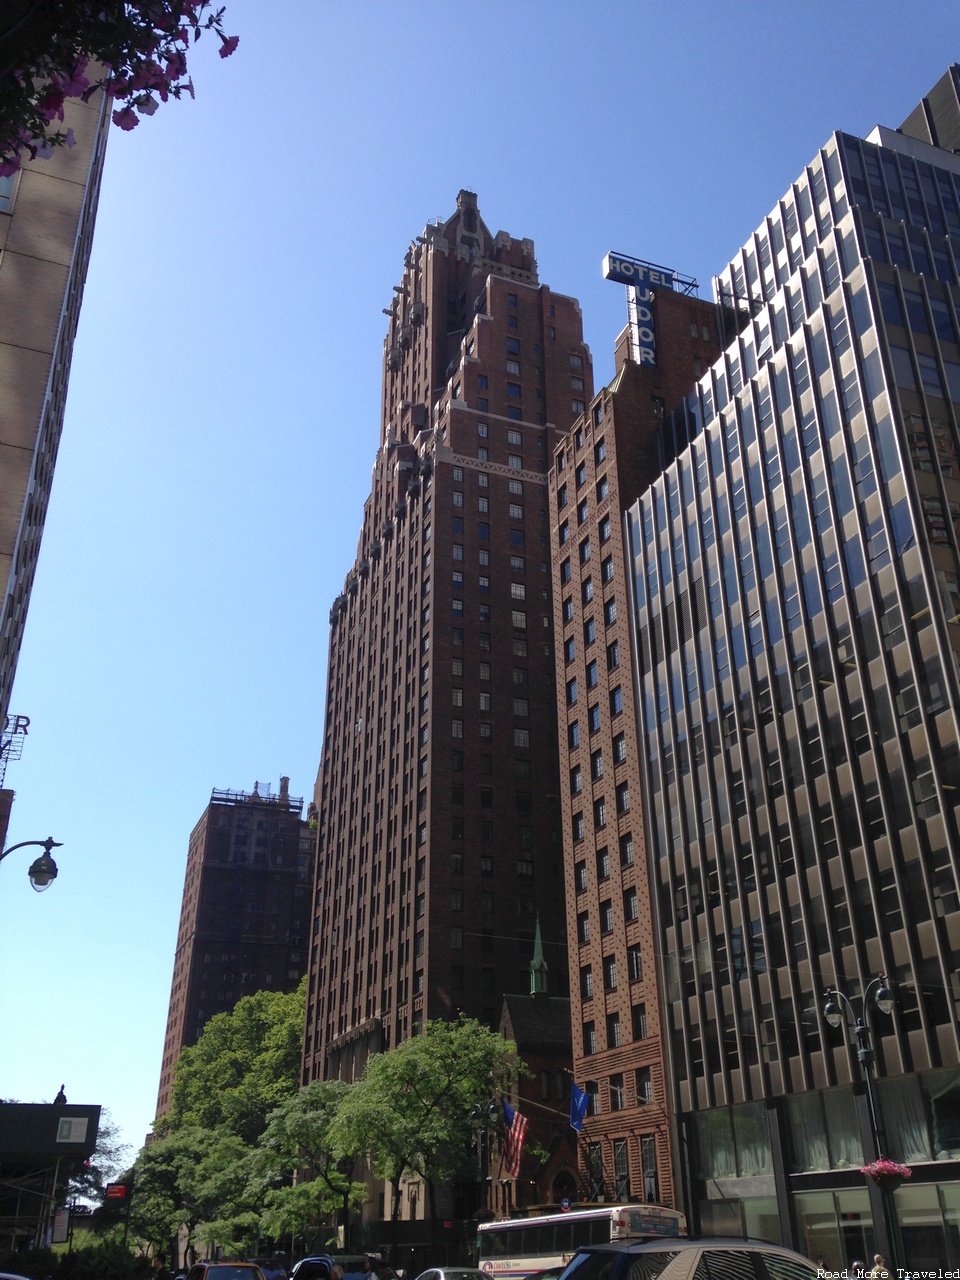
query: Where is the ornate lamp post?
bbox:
[0,836,62,890]
[469,1100,499,1217]
[822,976,902,1269]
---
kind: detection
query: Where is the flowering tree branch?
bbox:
[0,1,237,176]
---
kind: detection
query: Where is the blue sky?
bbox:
[1,1,957,1164]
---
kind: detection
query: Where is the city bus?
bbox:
[477,1204,688,1278]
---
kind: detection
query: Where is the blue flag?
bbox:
[570,1082,589,1131]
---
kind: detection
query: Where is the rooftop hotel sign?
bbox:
[602,252,677,368]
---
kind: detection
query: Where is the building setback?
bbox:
[304,192,590,1221]
[0,90,109,732]
[548,284,721,1211]
[626,68,960,1266]
[155,780,312,1118]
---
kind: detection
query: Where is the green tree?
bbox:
[330,1017,522,1229]
[163,980,305,1145]
[130,1127,252,1260]
[253,1081,366,1253]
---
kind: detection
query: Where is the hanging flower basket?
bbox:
[860,1158,912,1189]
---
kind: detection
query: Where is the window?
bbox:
[479,691,492,711]
[632,1003,647,1039]
[507,337,520,354]
[452,719,463,738]
[586,659,599,689]
[595,439,606,464]
[580,965,593,998]
[567,678,578,705]
[478,446,488,461]
[579,538,591,564]
[584,617,596,645]
[453,491,463,507]
[453,465,464,481]
[576,461,587,488]
[577,912,590,944]
[478,375,488,390]
[515,728,531,748]
[603,955,617,990]
[513,697,528,716]
[610,1073,625,1111]
[607,1012,621,1048]
[478,421,488,437]
[607,640,619,670]
[613,733,627,765]
[597,475,609,502]
[594,797,607,829]
[583,1021,596,1055]
[575,860,587,892]
[563,597,574,623]
[571,765,583,795]
[573,811,585,842]
[636,1066,652,1103]
[620,832,633,865]
[559,520,569,544]
[582,577,594,604]
[589,704,601,733]
[511,582,526,600]
[601,555,614,584]
[599,514,612,542]
[616,781,630,814]
[596,845,610,880]
[605,597,618,625]
[628,944,642,982]
[573,400,586,414]
[508,454,522,470]
[624,886,638,921]
[509,503,524,520]
[512,610,527,629]
[510,554,526,572]
[569,720,580,748]
[453,543,463,561]
[564,636,576,663]
[578,498,589,523]
[600,899,614,932]
[451,927,463,950]
[610,686,623,716]
[479,661,491,680]
[478,496,489,513]
[452,687,463,706]
[591,749,603,780]
[507,406,522,419]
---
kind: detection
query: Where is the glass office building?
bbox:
[626,74,960,1266]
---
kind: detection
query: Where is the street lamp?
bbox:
[822,976,900,1268]
[0,837,62,891]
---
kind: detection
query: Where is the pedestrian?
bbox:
[869,1256,887,1279]
[153,1256,172,1280]
[850,1263,865,1279]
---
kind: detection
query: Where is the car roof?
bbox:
[582,1238,805,1251]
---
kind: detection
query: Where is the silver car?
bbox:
[556,1238,818,1280]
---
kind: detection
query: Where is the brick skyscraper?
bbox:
[304,193,591,1107]
[548,279,721,1210]
[156,780,312,1118]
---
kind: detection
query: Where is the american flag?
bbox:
[502,1100,529,1178]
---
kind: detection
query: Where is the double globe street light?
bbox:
[0,836,63,891]
[822,976,900,1269]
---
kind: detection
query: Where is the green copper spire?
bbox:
[530,914,549,995]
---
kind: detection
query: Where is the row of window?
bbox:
[579,944,644,997]
[452,721,531,747]
[560,511,612,546]
[574,836,634,888]
[567,682,625,715]
[576,887,639,940]
[563,595,618,626]
[583,1002,647,1054]
[453,690,530,715]
[557,477,610,516]
[565,638,620,673]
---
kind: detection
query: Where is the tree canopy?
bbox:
[162,980,305,1145]
[330,1017,522,1220]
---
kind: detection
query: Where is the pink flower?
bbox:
[64,128,76,149]
[112,106,140,131]
[0,156,22,177]
[218,34,239,57]
[134,94,159,115]
[57,62,90,97]
[165,51,187,79]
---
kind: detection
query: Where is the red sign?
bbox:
[105,1184,127,1200]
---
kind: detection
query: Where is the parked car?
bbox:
[292,1256,402,1280]
[414,1269,488,1280]
[555,1237,818,1280]
[0,1271,33,1280]
[185,1264,267,1280]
